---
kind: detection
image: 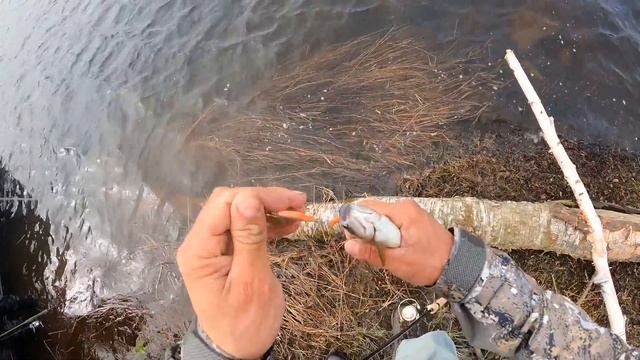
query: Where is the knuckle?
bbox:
[356,199,374,209]
[234,188,262,205]
[401,199,425,217]
[352,242,366,258]
[249,188,262,200]
[208,187,234,206]
[353,246,365,259]
[358,198,373,205]
[211,186,230,198]
[401,198,420,209]
[234,223,266,240]
[239,187,259,196]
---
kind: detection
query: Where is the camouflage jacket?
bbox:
[435,229,639,359]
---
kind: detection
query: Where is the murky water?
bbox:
[0,0,639,353]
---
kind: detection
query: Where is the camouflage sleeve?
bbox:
[181,319,275,360]
[432,229,639,359]
[181,321,236,360]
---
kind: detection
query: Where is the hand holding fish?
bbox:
[342,199,454,286]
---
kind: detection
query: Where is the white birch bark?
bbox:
[294,197,640,262]
[504,49,626,341]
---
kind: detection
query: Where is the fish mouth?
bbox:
[338,204,352,229]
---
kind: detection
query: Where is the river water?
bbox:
[0,0,639,353]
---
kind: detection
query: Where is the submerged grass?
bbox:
[43,296,149,359]
[187,30,500,192]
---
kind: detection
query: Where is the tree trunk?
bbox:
[295,197,640,262]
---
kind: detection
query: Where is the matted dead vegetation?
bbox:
[270,232,475,360]
[75,296,148,352]
[186,30,500,192]
[41,296,149,359]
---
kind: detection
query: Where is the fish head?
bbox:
[338,204,378,241]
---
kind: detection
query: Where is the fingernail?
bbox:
[292,190,306,199]
[237,197,261,219]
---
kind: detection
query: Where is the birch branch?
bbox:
[504,49,626,341]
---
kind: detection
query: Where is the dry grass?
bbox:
[187,30,500,192]
[270,232,476,360]
[75,296,148,349]
[42,296,150,359]
[400,132,640,206]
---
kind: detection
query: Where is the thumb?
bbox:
[229,191,270,276]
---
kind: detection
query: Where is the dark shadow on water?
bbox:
[0,165,55,358]
[0,165,110,359]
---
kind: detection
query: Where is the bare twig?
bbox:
[43,340,58,360]
[577,278,595,307]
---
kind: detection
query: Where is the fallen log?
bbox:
[294,197,640,263]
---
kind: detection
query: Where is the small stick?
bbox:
[504,49,626,341]
[577,277,595,307]
[427,297,448,314]
[268,210,317,222]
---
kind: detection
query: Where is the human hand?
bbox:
[177,187,306,359]
[343,199,454,286]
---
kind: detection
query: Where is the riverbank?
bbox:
[266,124,640,359]
[400,124,640,346]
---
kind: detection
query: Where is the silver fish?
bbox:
[338,203,401,265]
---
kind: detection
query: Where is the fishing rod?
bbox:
[360,308,431,360]
[0,308,50,342]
